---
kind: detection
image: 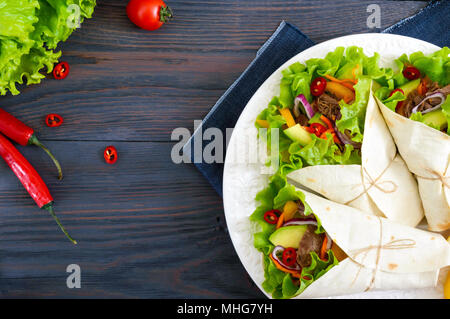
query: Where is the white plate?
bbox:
[223,33,444,299]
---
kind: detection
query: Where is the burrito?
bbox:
[374,47,450,231]
[256,46,423,227]
[250,175,450,299]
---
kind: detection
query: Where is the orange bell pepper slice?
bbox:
[276,213,285,229]
[319,115,333,130]
[324,74,356,92]
[325,81,355,104]
[319,235,328,260]
[269,254,302,278]
[278,107,296,128]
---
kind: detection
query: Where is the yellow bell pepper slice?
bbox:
[278,107,296,128]
[282,200,299,221]
[255,119,270,128]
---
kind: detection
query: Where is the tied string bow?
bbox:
[417,159,450,189]
[349,216,416,291]
[344,158,398,205]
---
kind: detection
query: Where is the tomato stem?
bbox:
[29,135,63,180]
[159,5,173,23]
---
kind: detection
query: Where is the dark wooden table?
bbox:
[0,0,427,298]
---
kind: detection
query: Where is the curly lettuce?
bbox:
[0,0,96,95]
[374,47,450,134]
[256,46,392,176]
[335,76,372,143]
[250,174,338,299]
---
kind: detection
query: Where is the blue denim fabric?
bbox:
[382,0,449,47]
[184,1,449,196]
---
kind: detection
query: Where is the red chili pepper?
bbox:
[402,66,420,80]
[0,109,63,180]
[45,114,64,127]
[104,145,118,164]
[310,77,327,97]
[389,88,404,97]
[263,209,281,224]
[282,247,297,267]
[0,133,76,244]
[389,88,405,113]
[53,61,70,80]
[307,123,327,137]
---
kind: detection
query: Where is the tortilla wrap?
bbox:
[287,87,424,227]
[293,190,450,299]
[375,96,450,232]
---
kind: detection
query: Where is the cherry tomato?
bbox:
[307,122,327,137]
[104,146,118,165]
[53,62,70,80]
[402,66,421,80]
[45,114,64,127]
[263,209,281,224]
[282,248,297,267]
[389,88,405,113]
[310,77,327,97]
[127,0,173,31]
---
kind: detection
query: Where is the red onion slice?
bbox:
[294,94,315,119]
[333,124,362,149]
[411,92,446,114]
[271,246,301,271]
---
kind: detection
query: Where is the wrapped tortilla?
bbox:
[370,47,450,231]
[287,87,424,227]
[250,176,450,299]
[299,191,450,298]
[376,97,450,231]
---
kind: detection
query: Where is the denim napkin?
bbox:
[382,0,449,47]
[184,0,449,197]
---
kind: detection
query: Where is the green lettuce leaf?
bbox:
[409,47,450,86]
[0,0,96,95]
[280,133,360,176]
[374,47,450,135]
[250,174,339,299]
[335,76,372,143]
[256,46,393,176]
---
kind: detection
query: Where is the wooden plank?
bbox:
[0,0,429,298]
[0,141,262,298]
[0,0,426,142]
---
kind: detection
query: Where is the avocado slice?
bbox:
[283,124,312,146]
[398,78,420,97]
[269,225,308,249]
[422,110,447,130]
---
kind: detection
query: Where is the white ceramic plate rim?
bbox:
[222,33,444,299]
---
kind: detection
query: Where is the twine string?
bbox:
[345,159,398,205]
[348,217,416,291]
